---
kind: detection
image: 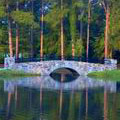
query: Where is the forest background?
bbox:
[0,0,120,63]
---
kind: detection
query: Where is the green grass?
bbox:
[87,69,120,81]
[0,69,40,78]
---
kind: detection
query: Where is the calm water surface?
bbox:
[0,72,120,120]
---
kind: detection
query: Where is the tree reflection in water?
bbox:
[104,86,108,120]
[40,78,43,119]
[7,92,12,118]
[15,86,18,109]
[85,87,88,120]
[0,75,119,120]
[59,74,64,117]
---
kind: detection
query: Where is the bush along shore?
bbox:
[0,69,40,77]
[87,70,120,81]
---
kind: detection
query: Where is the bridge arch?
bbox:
[50,67,79,75]
[47,63,82,76]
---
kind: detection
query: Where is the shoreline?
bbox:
[0,69,40,78]
[87,69,120,81]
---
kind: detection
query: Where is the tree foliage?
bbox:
[0,0,120,63]
[11,10,38,28]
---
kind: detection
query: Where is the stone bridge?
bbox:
[4,57,117,76]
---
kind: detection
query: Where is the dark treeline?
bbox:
[0,0,120,63]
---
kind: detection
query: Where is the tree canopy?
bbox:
[0,0,120,63]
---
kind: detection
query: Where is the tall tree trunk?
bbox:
[80,11,84,41]
[30,29,33,57]
[40,0,44,60]
[86,0,91,62]
[16,1,19,59]
[72,43,75,59]
[70,0,75,59]
[104,8,110,59]
[61,0,64,60]
[80,20,83,41]
[6,1,13,57]
[30,0,34,58]
[22,27,24,57]
[102,1,110,59]
[8,20,13,57]
[80,11,84,59]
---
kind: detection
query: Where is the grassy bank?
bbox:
[0,69,40,78]
[87,70,120,81]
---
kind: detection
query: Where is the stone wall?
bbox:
[4,57,15,69]
[4,57,117,76]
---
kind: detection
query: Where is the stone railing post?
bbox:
[4,57,15,69]
[104,59,117,69]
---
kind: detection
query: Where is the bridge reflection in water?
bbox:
[3,75,118,120]
[4,76,116,93]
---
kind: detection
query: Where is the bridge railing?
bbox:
[15,55,104,64]
[15,56,81,63]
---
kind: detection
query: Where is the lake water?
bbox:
[0,72,120,120]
